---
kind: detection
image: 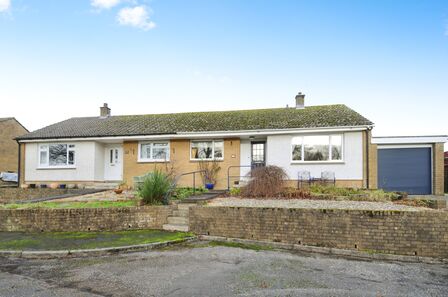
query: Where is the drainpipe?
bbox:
[16,140,21,188]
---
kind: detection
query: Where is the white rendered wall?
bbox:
[24,141,105,182]
[93,142,105,181]
[266,132,364,180]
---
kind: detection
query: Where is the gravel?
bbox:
[208,197,431,211]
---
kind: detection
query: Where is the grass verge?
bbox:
[0,230,194,251]
[0,200,139,209]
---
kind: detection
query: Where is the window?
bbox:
[291,135,343,162]
[251,143,265,162]
[190,140,224,160]
[139,142,170,162]
[39,144,75,167]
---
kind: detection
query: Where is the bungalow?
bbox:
[15,93,446,195]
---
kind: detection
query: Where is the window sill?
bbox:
[137,159,170,163]
[291,161,345,165]
[190,159,224,162]
[37,166,77,170]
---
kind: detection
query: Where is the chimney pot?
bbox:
[295,92,305,109]
[100,103,111,118]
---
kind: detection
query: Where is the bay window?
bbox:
[291,135,343,162]
[139,142,170,162]
[39,144,75,167]
[190,140,224,160]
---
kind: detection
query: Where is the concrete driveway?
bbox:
[0,242,447,297]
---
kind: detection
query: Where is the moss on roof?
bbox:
[17,104,373,140]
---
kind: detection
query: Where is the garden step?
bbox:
[177,203,196,210]
[172,210,189,217]
[181,191,225,203]
[84,183,119,190]
[167,216,189,225]
[162,224,189,232]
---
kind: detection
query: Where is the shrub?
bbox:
[229,187,241,196]
[309,184,362,196]
[279,187,311,199]
[137,170,173,205]
[171,187,208,200]
[241,166,287,198]
[309,185,401,202]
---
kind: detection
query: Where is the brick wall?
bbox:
[367,130,378,189]
[0,119,28,173]
[123,138,241,190]
[190,206,448,258]
[433,143,444,195]
[0,206,172,232]
[0,188,90,202]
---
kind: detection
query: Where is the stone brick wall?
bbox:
[433,143,444,195]
[367,130,378,189]
[0,188,90,202]
[0,118,28,173]
[0,206,172,232]
[190,206,448,258]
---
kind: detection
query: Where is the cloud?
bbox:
[91,0,121,10]
[117,5,155,30]
[0,0,10,12]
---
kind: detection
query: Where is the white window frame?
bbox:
[190,140,224,161]
[291,134,344,163]
[38,143,76,168]
[138,141,170,162]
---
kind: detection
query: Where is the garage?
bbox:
[377,147,432,194]
[372,136,447,196]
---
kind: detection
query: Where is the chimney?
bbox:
[100,103,111,118]
[295,92,305,109]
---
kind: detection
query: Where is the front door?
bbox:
[104,146,123,181]
[251,141,266,168]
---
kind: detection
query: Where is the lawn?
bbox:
[0,200,139,209]
[0,230,193,251]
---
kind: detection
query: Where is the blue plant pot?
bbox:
[205,183,214,190]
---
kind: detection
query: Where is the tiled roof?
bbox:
[17,105,373,140]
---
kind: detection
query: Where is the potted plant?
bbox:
[198,160,221,190]
[114,181,127,194]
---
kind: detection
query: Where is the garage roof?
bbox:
[372,135,448,144]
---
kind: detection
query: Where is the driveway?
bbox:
[0,242,447,297]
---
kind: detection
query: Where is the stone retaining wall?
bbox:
[0,206,172,232]
[189,206,448,259]
[0,188,89,202]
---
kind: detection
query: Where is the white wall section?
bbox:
[266,132,364,180]
[25,141,105,182]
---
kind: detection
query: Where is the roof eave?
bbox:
[17,124,374,143]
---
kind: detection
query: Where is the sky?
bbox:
[0,0,447,149]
